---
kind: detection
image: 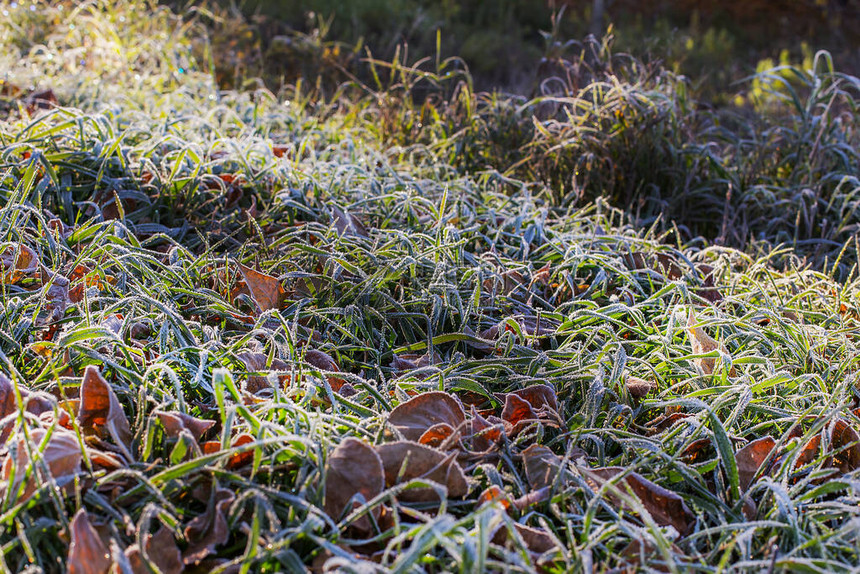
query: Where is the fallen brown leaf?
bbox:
[237,351,289,394]
[464,406,504,452]
[323,438,385,536]
[687,312,736,376]
[236,262,285,313]
[331,205,369,238]
[522,444,567,490]
[579,466,695,535]
[184,486,235,566]
[304,349,346,392]
[67,509,111,574]
[736,436,776,490]
[387,391,466,442]
[78,366,132,453]
[626,376,658,400]
[619,538,684,573]
[391,352,439,373]
[3,427,82,501]
[827,419,860,473]
[125,525,184,574]
[492,521,559,557]
[156,410,215,442]
[0,243,38,284]
[375,441,469,502]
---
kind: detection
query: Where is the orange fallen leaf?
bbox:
[387,391,466,442]
[0,243,38,284]
[67,509,111,574]
[680,438,711,464]
[500,394,537,433]
[736,436,776,490]
[499,385,560,434]
[478,485,512,509]
[509,384,559,414]
[419,423,457,448]
[78,366,132,453]
[236,262,285,313]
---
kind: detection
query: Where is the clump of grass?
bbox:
[0,2,859,572]
[361,37,859,272]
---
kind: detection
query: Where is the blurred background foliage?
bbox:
[175,0,859,103]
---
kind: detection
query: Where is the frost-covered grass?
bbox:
[0,2,859,572]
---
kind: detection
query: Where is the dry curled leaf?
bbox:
[579,466,695,535]
[184,487,235,566]
[78,366,132,453]
[323,438,385,536]
[0,243,38,284]
[522,444,567,490]
[687,312,736,376]
[464,406,504,452]
[237,351,289,394]
[0,372,53,422]
[626,376,657,400]
[500,384,559,433]
[2,427,82,501]
[387,391,466,442]
[330,205,369,238]
[492,521,558,557]
[67,509,111,574]
[156,410,215,442]
[304,349,346,392]
[125,525,184,574]
[391,352,439,373]
[375,441,469,502]
[736,436,776,490]
[827,418,860,473]
[236,262,285,313]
